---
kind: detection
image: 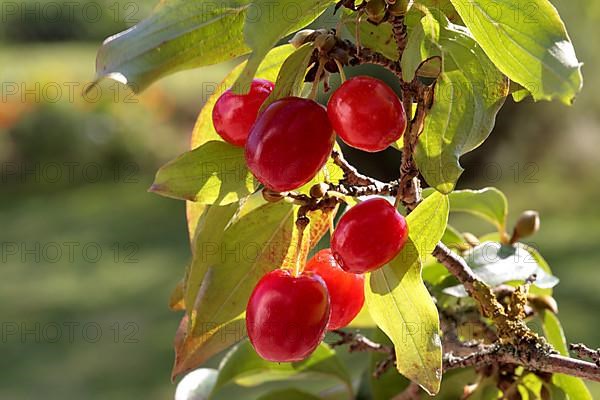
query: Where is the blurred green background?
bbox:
[0,0,598,398]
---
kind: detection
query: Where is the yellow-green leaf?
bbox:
[186,45,295,240]
[234,0,333,93]
[365,192,448,394]
[93,0,252,92]
[541,311,593,400]
[424,187,508,232]
[450,0,583,104]
[409,8,509,193]
[151,141,255,205]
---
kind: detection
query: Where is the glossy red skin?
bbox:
[245,97,335,192]
[305,249,365,330]
[212,79,274,147]
[332,197,408,274]
[246,269,330,362]
[327,76,406,152]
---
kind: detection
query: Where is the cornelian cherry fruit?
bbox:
[305,249,365,330]
[327,76,407,152]
[246,269,330,362]
[245,97,335,192]
[212,79,274,146]
[332,197,408,274]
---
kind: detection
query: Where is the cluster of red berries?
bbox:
[212,76,407,191]
[212,75,409,362]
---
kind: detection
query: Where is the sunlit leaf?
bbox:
[365,192,448,394]
[174,199,295,377]
[424,187,508,232]
[186,45,295,240]
[261,43,315,110]
[234,0,333,93]
[151,141,255,205]
[341,10,398,61]
[174,194,336,377]
[93,0,252,92]
[450,0,583,104]
[541,311,593,400]
[408,8,509,193]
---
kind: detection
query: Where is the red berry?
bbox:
[212,79,274,146]
[332,197,408,273]
[327,76,406,152]
[245,97,335,192]
[305,249,365,330]
[246,269,330,362]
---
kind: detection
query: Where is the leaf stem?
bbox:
[308,60,325,100]
[334,59,347,82]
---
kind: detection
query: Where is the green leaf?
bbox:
[417,0,463,24]
[408,8,509,193]
[425,187,508,232]
[449,0,583,104]
[441,225,464,248]
[174,199,296,377]
[519,373,544,399]
[365,192,448,394]
[443,242,559,297]
[186,45,295,239]
[408,191,451,259]
[175,193,335,377]
[261,43,315,110]
[342,10,398,61]
[234,0,333,93]
[520,244,555,296]
[401,7,441,82]
[93,0,252,92]
[150,141,255,205]
[510,80,531,102]
[211,340,353,399]
[541,311,593,400]
[422,258,450,286]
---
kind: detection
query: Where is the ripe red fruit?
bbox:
[212,79,274,146]
[246,269,330,362]
[245,97,335,192]
[305,249,365,330]
[332,197,408,273]
[327,76,407,152]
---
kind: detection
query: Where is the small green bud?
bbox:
[289,29,315,48]
[514,210,540,240]
[314,34,336,53]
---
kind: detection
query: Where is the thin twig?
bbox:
[350,45,402,75]
[444,343,600,382]
[331,149,378,187]
[330,329,393,354]
[570,343,600,367]
[329,149,400,197]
